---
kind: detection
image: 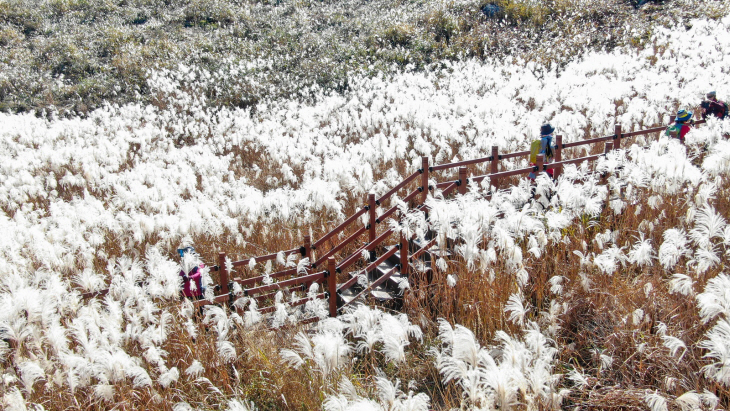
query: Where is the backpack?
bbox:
[665,124,682,139]
[529,140,541,164]
[529,137,553,164]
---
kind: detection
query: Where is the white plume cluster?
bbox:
[432,319,567,410]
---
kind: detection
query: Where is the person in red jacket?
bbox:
[701,91,728,120]
[178,246,205,300]
[665,110,693,144]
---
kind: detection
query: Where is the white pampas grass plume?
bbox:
[436,258,447,272]
[644,391,668,411]
[18,361,45,394]
[446,274,457,288]
[698,318,730,385]
[662,335,686,360]
[696,273,730,323]
[700,390,719,409]
[248,258,256,270]
[158,367,180,388]
[3,387,29,411]
[218,341,237,363]
[195,377,222,394]
[338,376,359,400]
[173,402,195,411]
[128,366,153,388]
[628,235,654,266]
[689,206,726,249]
[381,334,408,364]
[658,229,690,270]
[549,276,564,295]
[185,360,205,378]
[227,398,257,411]
[93,384,115,402]
[567,368,589,388]
[297,257,310,275]
[675,391,701,411]
[505,293,527,325]
[668,274,694,296]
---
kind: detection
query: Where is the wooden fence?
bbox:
[81,118,706,325]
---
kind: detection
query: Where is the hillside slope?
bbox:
[1,8,730,411]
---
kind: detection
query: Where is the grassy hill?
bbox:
[0,0,726,115]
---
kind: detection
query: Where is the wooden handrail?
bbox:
[313,207,368,248]
[313,226,367,268]
[258,292,326,314]
[342,265,399,309]
[562,134,613,149]
[334,228,395,274]
[430,155,494,172]
[500,149,531,160]
[231,248,299,268]
[403,187,422,203]
[410,238,438,261]
[337,245,400,291]
[441,181,458,197]
[245,271,325,296]
[376,170,421,205]
[235,267,298,288]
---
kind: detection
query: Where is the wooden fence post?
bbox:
[327,257,337,317]
[368,193,376,262]
[614,124,622,150]
[421,156,429,204]
[554,135,563,180]
[218,252,229,295]
[400,232,409,276]
[601,142,613,183]
[303,235,312,280]
[490,146,499,190]
[458,166,467,195]
[303,235,312,261]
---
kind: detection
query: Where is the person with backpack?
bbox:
[178,246,206,300]
[665,109,693,144]
[701,91,728,120]
[529,123,557,180]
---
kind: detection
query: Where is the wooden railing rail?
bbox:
[375,170,422,205]
[314,207,368,249]
[335,228,395,274]
[245,271,326,296]
[430,155,495,172]
[337,244,400,292]
[313,226,367,268]
[342,265,399,309]
[258,293,327,314]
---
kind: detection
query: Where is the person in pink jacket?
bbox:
[178,246,205,299]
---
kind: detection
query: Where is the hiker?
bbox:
[529,123,557,180]
[178,246,206,300]
[701,91,728,120]
[665,110,693,144]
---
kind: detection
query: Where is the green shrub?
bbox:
[381,23,416,48]
[423,8,459,44]
[182,0,234,28]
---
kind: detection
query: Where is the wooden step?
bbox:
[370,286,394,301]
[338,287,363,306]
